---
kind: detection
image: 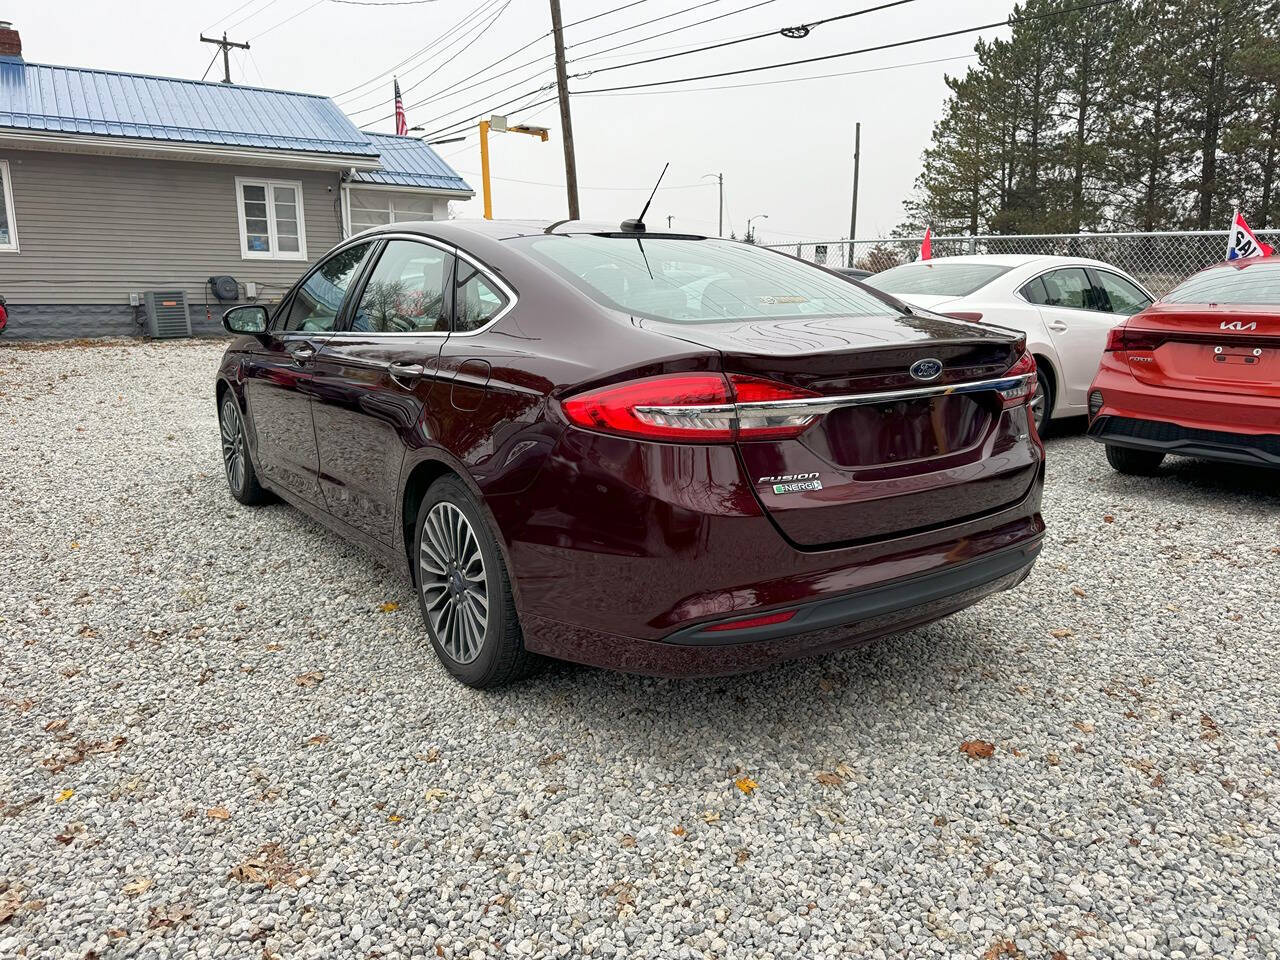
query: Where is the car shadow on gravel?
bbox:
[1099,457,1280,506]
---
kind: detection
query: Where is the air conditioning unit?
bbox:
[142,291,192,339]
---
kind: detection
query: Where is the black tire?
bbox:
[218,392,271,506]
[413,477,537,688]
[1105,444,1166,475]
[1030,359,1055,437]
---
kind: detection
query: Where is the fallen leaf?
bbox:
[619,834,636,848]
[423,788,447,802]
[735,849,750,864]
[70,541,80,549]
[671,825,686,836]
[734,776,758,795]
[1072,721,1095,734]
[1071,586,1086,598]
[44,718,68,732]
[387,814,402,823]
[206,806,231,821]
[538,751,565,767]
[54,788,74,803]
[1200,714,1220,741]
[293,671,324,688]
[701,810,721,824]
[960,740,995,759]
[1151,774,1166,788]
[378,602,400,613]
[122,877,153,896]
[1050,628,1074,639]
[816,771,844,786]
[1047,752,1061,766]
[1103,514,1115,523]
[305,734,331,747]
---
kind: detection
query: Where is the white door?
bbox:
[1024,267,1121,409]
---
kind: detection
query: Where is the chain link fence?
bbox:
[767,230,1280,297]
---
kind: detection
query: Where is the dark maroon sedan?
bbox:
[216,220,1045,687]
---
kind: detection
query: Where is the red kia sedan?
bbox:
[215,220,1045,687]
[1089,257,1280,474]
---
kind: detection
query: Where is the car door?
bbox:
[309,236,455,543]
[240,244,371,503]
[1092,268,1155,320]
[1022,266,1117,409]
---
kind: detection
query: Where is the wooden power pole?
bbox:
[847,122,861,267]
[200,32,250,84]
[548,0,580,220]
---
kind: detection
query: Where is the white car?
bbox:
[862,255,1155,432]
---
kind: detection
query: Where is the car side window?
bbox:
[454,260,509,332]
[1037,268,1104,311]
[279,242,371,333]
[1094,270,1153,315]
[351,239,454,333]
[1020,276,1050,305]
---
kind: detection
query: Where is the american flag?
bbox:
[394,78,407,136]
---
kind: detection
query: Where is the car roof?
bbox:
[348,218,713,242]
[893,253,1131,271]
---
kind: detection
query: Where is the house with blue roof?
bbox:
[0,22,473,338]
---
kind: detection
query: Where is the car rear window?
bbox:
[865,262,1012,297]
[511,234,896,323]
[1162,259,1280,305]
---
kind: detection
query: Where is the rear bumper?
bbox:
[520,539,1041,678]
[1089,415,1280,468]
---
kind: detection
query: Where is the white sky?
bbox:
[4,0,1017,243]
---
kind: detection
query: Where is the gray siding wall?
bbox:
[0,148,343,317]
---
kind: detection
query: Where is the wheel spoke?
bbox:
[418,501,489,666]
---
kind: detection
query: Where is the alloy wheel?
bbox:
[419,502,489,665]
[219,397,245,494]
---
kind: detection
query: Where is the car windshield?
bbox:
[865,261,1012,297]
[1162,259,1280,305]
[512,234,896,323]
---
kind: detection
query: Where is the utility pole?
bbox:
[702,172,724,236]
[548,0,580,220]
[666,215,674,229]
[200,32,250,84]
[847,122,861,267]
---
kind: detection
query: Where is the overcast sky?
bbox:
[5,0,1017,244]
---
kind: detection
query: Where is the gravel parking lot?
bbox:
[2,338,1278,960]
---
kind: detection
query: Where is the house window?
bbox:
[347,187,437,234]
[0,159,17,252]
[236,177,307,260]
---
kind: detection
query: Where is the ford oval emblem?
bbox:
[909,358,943,382]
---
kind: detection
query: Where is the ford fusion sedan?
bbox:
[863,255,1154,433]
[215,220,1046,688]
[1089,256,1280,474]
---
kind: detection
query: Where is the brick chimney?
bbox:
[0,22,22,59]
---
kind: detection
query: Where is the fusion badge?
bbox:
[759,472,823,495]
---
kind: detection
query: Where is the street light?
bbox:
[479,114,550,219]
[747,213,768,240]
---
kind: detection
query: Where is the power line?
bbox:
[454,172,715,191]
[366,0,775,132]
[573,0,1124,94]
[204,0,267,33]
[227,0,287,33]
[248,0,327,41]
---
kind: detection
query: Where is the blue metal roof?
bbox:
[353,133,473,194]
[0,57,378,157]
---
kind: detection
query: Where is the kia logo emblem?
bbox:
[910,358,943,381]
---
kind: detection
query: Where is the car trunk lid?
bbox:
[648,311,1042,548]
[1120,304,1280,399]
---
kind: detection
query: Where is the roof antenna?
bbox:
[621,162,668,234]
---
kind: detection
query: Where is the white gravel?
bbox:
[1,338,1278,960]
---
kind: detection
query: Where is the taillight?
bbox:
[1105,327,1164,352]
[561,372,820,443]
[998,350,1037,408]
[943,311,984,322]
[704,609,797,632]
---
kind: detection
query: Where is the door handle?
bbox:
[388,361,425,386]
[289,344,316,364]
[1047,321,1068,333]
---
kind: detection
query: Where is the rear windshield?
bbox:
[865,261,1011,297]
[1162,259,1280,305]
[511,234,895,323]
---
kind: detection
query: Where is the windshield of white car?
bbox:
[865,262,1013,297]
[512,234,901,323]
[1162,260,1280,305]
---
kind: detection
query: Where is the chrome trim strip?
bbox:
[734,373,1035,418]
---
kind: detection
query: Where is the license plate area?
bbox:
[1211,344,1265,365]
[821,394,992,467]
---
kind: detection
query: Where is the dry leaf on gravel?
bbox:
[734,776,758,795]
[147,903,192,929]
[423,788,447,802]
[293,671,324,688]
[1050,628,1074,639]
[1071,586,1086,598]
[229,843,302,888]
[960,740,996,759]
[538,752,565,766]
[619,834,636,848]
[43,718,68,732]
[53,788,74,803]
[378,602,400,613]
[1073,721,1095,734]
[672,825,686,836]
[206,806,230,820]
[305,734,331,747]
[816,771,844,786]
[735,849,750,864]
[1103,514,1115,523]
[1200,714,1221,741]
[122,877,153,896]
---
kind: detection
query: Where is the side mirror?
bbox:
[222,304,269,336]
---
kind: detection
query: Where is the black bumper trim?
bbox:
[1089,416,1280,468]
[665,540,1042,646]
